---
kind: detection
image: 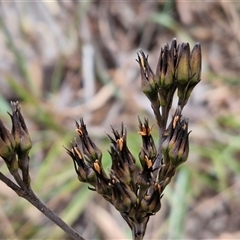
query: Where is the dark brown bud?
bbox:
[140,183,162,214]
[9,102,32,185]
[138,117,157,161]
[162,107,190,168]
[156,43,175,89]
[136,49,158,102]
[65,143,97,184]
[110,173,137,213]
[9,102,32,156]
[108,124,136,176]
[109,144,132,185]
[76,118,102,162]
[111,177,129,213]
[137,168,152,201]
[168,119,190,167]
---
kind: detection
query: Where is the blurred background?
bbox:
[0,1,240,239]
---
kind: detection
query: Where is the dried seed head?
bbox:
[66,38,201,240]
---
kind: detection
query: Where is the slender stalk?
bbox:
[9,168,28,191]
[131,224,145,240]
[0,172,85,240]
[153,125,165,179]
[0,172,22,193]
[132,232,144,240]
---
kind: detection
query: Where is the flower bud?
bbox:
[0,119,16,163]
[175,43,191,85]
[108,124,136,179]
[190,42,201,84]
[9,102,32,185]
[10,102,32,156]
[138,148,153,171]
[111,179,130,213]
[138,117,157,161]
[176,42,202,107]
[137,50,158,102]
[122,183,138,209]
[109,144,132,185]
[110,174,137,213]
[65,143,97,184]
[94,176,110,196]
[76,118,102,162]
[162,108,190,168]
[168,119,190,167]
[156,43,175,89]
[140,183,162,214]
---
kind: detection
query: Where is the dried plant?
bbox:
[0,38,201,240]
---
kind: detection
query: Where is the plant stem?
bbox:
[0,172,22,193]
[132,234,143,240]
[131,225,144,240]
[0,172,85,240]
[129,216,149,240]
[153,125,165,179]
